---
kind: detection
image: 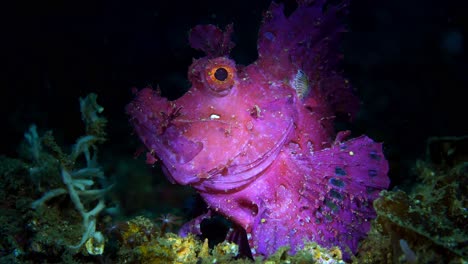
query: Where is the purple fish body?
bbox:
[127,0,389,259]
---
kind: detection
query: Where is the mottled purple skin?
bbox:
[126,0,389,259]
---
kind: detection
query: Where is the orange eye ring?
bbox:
[204,57,236,96]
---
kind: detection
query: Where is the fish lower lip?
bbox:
[196,119,295,192]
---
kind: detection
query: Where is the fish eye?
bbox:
[214,67,228,81]
[204,57,237,96]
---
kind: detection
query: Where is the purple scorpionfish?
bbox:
[126,0,390,259]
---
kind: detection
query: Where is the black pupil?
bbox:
[214,68,228,81]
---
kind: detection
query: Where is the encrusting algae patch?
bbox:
[109,215,345,264]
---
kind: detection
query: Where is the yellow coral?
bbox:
[198,238,210,258]
[121,216,154,244]
[85,232,105,255]
[166,234,199,263]
[131,233,201,264]
[212,241,239,259]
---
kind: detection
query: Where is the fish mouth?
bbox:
[191,119,295,193]
[153,114,295,193]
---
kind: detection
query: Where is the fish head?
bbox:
[127,55,297,192]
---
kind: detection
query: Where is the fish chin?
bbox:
[191,119,295,193]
